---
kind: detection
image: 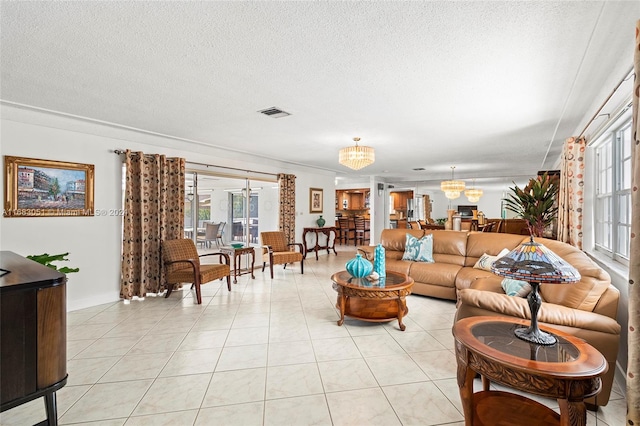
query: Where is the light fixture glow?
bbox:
[339,137,375,170]
[440,166,465,200]
[465,180,483,202]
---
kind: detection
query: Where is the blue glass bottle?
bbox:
[374,244,386,277]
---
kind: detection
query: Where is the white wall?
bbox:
[428,188,511,221]
[0,105,335,310]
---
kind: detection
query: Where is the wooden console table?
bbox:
[303,227,337,260]
[453,316,607,426]
[1,251,68,426]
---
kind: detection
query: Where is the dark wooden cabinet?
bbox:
[1,251,67,425]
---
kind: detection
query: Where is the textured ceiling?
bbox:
[1,1,638,189]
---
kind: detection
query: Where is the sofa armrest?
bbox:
[468,277,504,293]
[357,246,375,261]
[457,288,621,335]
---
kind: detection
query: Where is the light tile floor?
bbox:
[1,245,626,425]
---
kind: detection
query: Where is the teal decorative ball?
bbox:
[345,253,373,278]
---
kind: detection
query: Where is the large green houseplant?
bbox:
[503,172,559,238]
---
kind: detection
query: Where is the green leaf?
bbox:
[502,172,559,237]
[27,252,79,274]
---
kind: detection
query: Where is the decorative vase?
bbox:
[316,215,326,227]
[445,209,455,230]
[478,211,485,225]
[346,253,373,278]
[374,244,386,277]
[453,213,462,231]
[472,210,478,220]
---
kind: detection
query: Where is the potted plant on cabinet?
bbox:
[26,252,79,274]
[503,172,559,238]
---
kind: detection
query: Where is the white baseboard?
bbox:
[67,292,120,312]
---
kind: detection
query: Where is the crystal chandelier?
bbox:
[465,180,483,202]
[440,166,465,199]
[339,137,375,170]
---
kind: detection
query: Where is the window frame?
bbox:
[591,112,632,266]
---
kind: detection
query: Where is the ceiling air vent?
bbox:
[258,107,291,118]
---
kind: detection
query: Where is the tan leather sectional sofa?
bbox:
[359,228,621,406]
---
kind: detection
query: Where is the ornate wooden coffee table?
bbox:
[453,316,607,426]
[331,270,414,331]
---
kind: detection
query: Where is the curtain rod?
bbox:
[113,149,277,177]
[578,66,635,139]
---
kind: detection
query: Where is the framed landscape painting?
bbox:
[4,156,95,217]
[310,187,323,213]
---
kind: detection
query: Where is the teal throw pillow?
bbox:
[501,278,532,297]
[402,233,434,262]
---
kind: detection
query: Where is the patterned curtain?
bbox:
[278,173,296,244]
[121,150,185,300]
[557,136,586,249]
[627,19,640,425]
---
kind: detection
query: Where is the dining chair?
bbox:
[260,231,304,279]
[162,238,231,304]
[197,222,220,248]
[216,221,226,246]
[482,221,498,232]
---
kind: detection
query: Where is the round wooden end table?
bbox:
[331,270,414,331]
[453,316,607,426]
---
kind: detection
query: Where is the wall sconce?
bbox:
[186,186,194,202]
[377,183,384,196]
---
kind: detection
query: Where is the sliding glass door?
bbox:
[184,171,277,252]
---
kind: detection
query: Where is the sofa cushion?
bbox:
[380,229,424,252]
[534,238,611,311]
[385,259,411,276]
[402,233,434,262]
[425,230,468,266]
[473,248,510,271]
[465,232,526,267]
[409,261,462,288]
[455,267,499,292]
[501,278,531,297]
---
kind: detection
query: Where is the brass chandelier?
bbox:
[440,166,466,200]
[339,137,375,170]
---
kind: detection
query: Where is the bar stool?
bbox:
[353,216,369,246]
[338,217,354,245]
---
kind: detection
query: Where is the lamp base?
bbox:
[515,326,557,345]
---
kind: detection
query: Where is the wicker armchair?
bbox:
[162,238,231,304]
[260,231,304,279]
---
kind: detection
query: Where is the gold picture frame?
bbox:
[4,156,95,217]
[309,187,323,213]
